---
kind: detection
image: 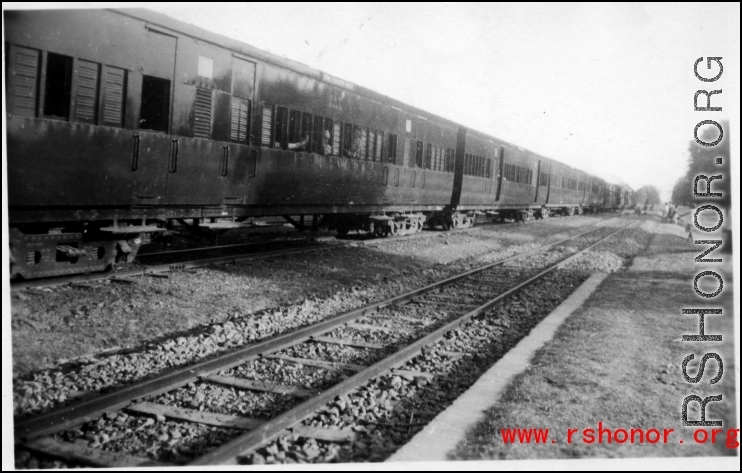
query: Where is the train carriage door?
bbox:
[495,146,505,201]
[450,126,467,208]
[534,159,541,203]
[133,27,177,203]
[223,56,257,202]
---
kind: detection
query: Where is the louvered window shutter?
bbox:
[261,105,273,146]
[73,59,99,124]
[101,66,125,127]
[9,46,40,117]
[193,87,212,138]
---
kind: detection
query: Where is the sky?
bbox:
[133,3,739,201]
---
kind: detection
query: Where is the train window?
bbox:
[351,125,363,159]
[486,158,491,178]
[194,87,213,139]
[319,117,332,155]
[368,130,376,161]
[424,143,432,169]
[72,59,100,124]
[403,138,410,166]
[433,146,439,171]
[230,97,250,143]
[288,110,301,144]
[261,104,273,146]
[101,66,126,127]
[343,123,353,156]
[388,134,398,164]
[360,128,368,160]
[539,172,547,186]
[301,113,313,150]
[446,148,455,173]
[375,131,384,161]
[415,141,424,168]
[273,106,288,149]
[333,122,342,156]
[198,56,213,79]
[44,53,74,120]
[8,45,40,118]
[139,75,170,132]
[313,115,324,154]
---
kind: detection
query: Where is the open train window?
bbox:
[415,141,424,168]
[43,53,73,120]
[424,143,432,169]
[388,134,398,164]
[273,106,288,149]
[313,115,324,154]
[375,131,384,162]
[301,113,313,150]
[360,128,368,160]
[139,75,170,132]
[368,130,376,161]
[343,123,354,156]
[289,110,301,144]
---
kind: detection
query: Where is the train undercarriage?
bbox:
[9,203,595,280]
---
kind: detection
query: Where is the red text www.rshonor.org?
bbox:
[501,423,740,449]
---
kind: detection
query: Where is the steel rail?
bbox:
[13,222,610,444]
[190,220,639,465]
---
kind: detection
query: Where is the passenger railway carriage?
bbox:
[5,9,632,279]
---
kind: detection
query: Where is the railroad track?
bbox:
[14,218,638,467]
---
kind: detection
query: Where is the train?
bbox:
[5,8,634,279]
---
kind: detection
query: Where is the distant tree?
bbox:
[671,120,730,209]
[635,185,662,206]
[671,175,693,207]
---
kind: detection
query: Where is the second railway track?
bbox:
[14,218,639,467]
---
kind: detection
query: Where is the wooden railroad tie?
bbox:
[24,437,174,468]
[263,354,366,372]
[203,375,316,398]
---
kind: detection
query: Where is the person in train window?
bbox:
[343,127,363,159]
[287,134,309,151]
[322,129,332,155]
